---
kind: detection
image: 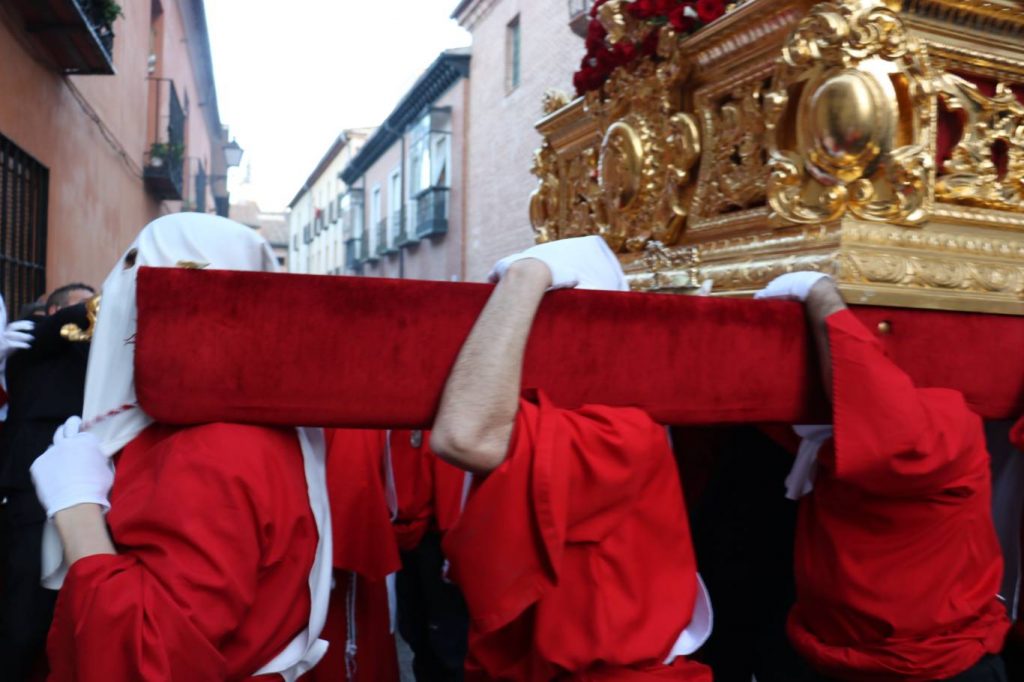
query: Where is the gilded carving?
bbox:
[542,89,572,116]
[764,0,936,224]
[694,81,769,221]
[532,0,1024,313]
[60,294,101,343]
[935,73,1024,212]
[529,142,562,243]
[531,53,700,253]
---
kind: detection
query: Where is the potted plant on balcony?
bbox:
[148,142,184,168]
[81,0,122,55]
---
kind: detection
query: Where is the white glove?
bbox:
[0,303,33,360]
[754,272,832,302]
[30,416,114,518]
[488,235,628,292]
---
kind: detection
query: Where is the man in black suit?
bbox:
[0,289,93,680]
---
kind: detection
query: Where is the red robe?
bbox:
[388,429,468,547]
[390,430,436,551]
[442,392,711,681]
[46,423,317,681]
[1011,418,1024,646]
[304,429,401,682]
[788,310,1010,680]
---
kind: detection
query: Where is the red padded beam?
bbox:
[134,268,1024,427]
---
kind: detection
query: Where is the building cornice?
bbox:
[451,0,501,30]
[179,0,223,150]
[339,49,470,186]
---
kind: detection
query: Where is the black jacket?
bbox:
[0,303,90,501]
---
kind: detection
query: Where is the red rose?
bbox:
[590,0,608,18]
[668,5,696,32]
[696,0,725,23]
[627,0,656,19]
[585,19,607,51]
[611,40,637,66]
[639,28,659,55]
[573,70,587,94]
[651,0,675,14]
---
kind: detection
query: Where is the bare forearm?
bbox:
[805,279,847,402]
[431,260,551,472]
[54,503,116,565]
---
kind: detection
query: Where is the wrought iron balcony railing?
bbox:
[344,237,361,271]
[414,187,449,239]
[375,218,393,256]
[143,79,186,201]
[9,0,116,74]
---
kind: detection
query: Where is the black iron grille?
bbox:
[0,133,48,316]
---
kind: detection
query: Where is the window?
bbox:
[341,188,365,270]
[408,108,451,196]
[506,15,521,92]
[369,185,381,256]
[388,168,402,243]
[0,133,48,314]
[194,162,207,213]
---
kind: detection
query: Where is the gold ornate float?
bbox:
[531,0,1024,313]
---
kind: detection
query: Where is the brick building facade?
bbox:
[453,0,585,281]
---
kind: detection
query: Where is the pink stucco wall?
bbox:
[0,0,222,293]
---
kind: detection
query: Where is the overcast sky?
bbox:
[205,0,470,211]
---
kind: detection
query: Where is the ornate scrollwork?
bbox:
[694,81,769,220]
[765,0,936,225]
[529,142,562,243]
[935,73,1024,212]
[531,50,701,253]
[531,0,1024,311]
[60,294,101,343]
[542,89,572,116]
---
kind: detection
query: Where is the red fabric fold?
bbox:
[788,310,1010,681]
[324,429,402,579]
[47,424,316,682]
[389,429,436,551]
[444,392,710,680]
[303,573,399,682]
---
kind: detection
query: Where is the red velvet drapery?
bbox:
[133,268,1024,428]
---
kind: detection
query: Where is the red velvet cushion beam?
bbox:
[134,268,1024,428]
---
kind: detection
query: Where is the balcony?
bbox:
[373,219,391,256]
[344,237,361,271]
[393,209,415,247]
[568,0,593,38]
[143,79,185,201]
[414,187,449,239]
[9,0,116,74]
[358,230,373,263]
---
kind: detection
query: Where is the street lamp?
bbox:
[223,139,244,168]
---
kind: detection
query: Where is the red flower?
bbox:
[589,0,608,18]
[696,0,725,23]
[668,4,697,32]
[611,40,637,66]
[585,19,607,51]
[639,28,659,56]
[627,0,656,19]
[652,0,673,14]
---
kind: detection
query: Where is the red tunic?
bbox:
[46,423,317,682]
[304,429,400,682]
[443,392,711,681]
[432,454,467,536]
[1012,417,1024,645]
[389,429,436,551]
[788,310,1010,680]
